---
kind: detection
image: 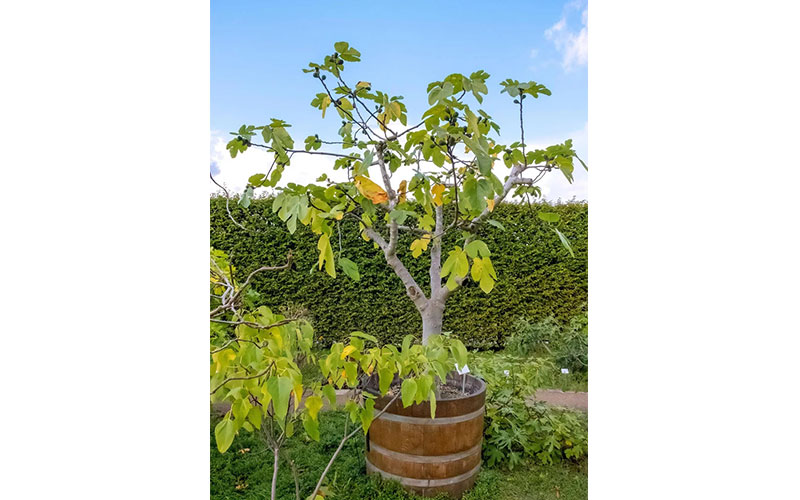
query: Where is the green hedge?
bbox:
[211,197,587,349]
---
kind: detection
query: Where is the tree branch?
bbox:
[210,254,293,318]
[363,226,428,308]
[210,173,248,231]
[210,362,275,395]
[429,205,444,298]
[245,141,360,161]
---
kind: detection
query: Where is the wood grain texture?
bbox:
[366,374,486,498]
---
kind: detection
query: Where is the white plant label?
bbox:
[455,363,470,375]
[503,370,510,377]
[561,368,569,374]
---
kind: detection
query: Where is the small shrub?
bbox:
[472,353,587,469]
[552,313,588,375]
[506,313,588,376]
[505,316,561,356]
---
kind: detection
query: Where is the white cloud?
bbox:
[493,121,588,202]
[209,131,351,195]
[545,3,588,72]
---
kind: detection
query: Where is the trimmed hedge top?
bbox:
[211,197,587,349]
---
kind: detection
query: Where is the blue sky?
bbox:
[210,0,588,200]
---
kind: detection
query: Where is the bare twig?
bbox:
[210,254,293,318]
[310,391,401,498]
[210,173,248,231]
[210,361,275,395]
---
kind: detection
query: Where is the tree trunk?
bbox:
[271,447,279,500]
[421,300,445,345]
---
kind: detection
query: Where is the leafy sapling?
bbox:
[218,41,586,345]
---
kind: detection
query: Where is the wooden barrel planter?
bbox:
[365,374,486,498]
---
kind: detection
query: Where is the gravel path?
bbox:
[532,389,588,412]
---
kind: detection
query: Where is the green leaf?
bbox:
[401,334,413,353]
[305,395,323,421]
[248,173,266,186]
[238,186,253,208]
[360,398,375,434]
[302,414,320,441]
[343,361,358,385]
[360,150,373,173]
[465,240,491,258]
[379,366,394,395]
[442,246,468,278]
[537,212,560,223]
[554,228,575,257]
[267,376,293,428]
[487,219,506,231]
[350,331,378,343]
[322,384,337,409]
[214,418,236,453]
[247,407,262,430]
[455,249,469,278]
[232,398,250,424]
[339,257,360,281]
[401,378,417,407]
[450,339,468,368]
[334,41,349,53]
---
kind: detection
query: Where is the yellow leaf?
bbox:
[354,175,388,204]
[293,382,304,409]
[410,235,431,258]
[356,81,371,89]
[390,101,402,119]
[471,257,484,282]
[341,345,357,359]
[377,112,389,131]
[398,180,407,203]
[321,95,331,118]
[479,272,495,293]
[487,198,495,211]
[431,184,445,206]
[334,212,344,220]
[317,233,336,277]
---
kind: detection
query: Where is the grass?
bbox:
[544,372,588,393]
[211,411,587,500]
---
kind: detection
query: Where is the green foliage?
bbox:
[211,198,587,349]
[211,248,472,500]
[505,316,562,357]
[552,314,588,375]
[472,354,588,469]
[211,411,588,500]
[506,314,588,375]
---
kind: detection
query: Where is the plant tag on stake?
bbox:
[561,368,569,374]
[455,364,470,394]
[503,370,510,377]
